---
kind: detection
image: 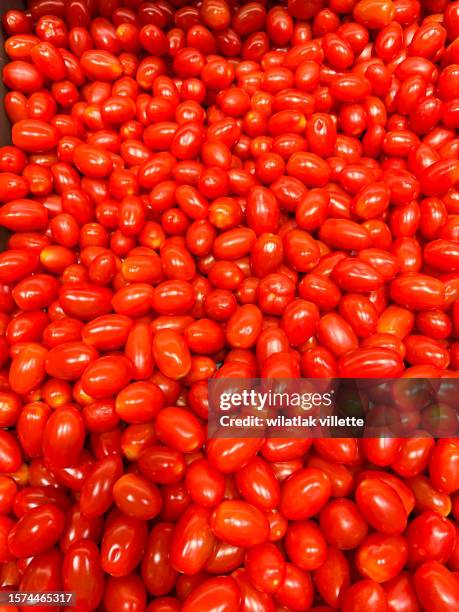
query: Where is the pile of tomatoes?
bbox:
[1,0,459,610]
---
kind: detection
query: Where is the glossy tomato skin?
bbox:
[14,401,47,461]
[12,275,59,313]
[152,330,192,379]
[280,468,331,520]
[81,355,133,398]
[414,561,459,611]
[12,120,58,151]
[313,547,350,608]
[170,504,215,575]
[155,407,204,453]
[320,498,368,550]
[125,322,154,381]
[59,283,114,321]
[407,475,451,517]
[0,475,17,514]
[138,444,186,485]
[275,563,314,611]
[306,456,353,497]
[63,540,105,611]
[0,515,14,563]
[9,344,48,395]
[79,455,123,518]
[285,520,327,571]
[390,274,445,310]
[59,504,104,553]
[45,342,98,380]
[42,405,85,469]
[232,567,276,612]
[356,532,408,583]
[103,573,147,612]
[225,304,263,349]
[210,500,269,548]
[383,571,420,612]
[100,512,148,577]
[341,579,388,612]
[0,250,39,283]
[8,504,65,557]
[185,459,225,507]
[181,576,241,612]
[207,438,263,474]
[356,478,407,535]
[281,299,319,347]
[391,437,436,479]
[244,541,285,593]
[0,430,22,473]
[317,312,358,357]
[113,473,162,521]
[115,382,164,424]
[0,199,48,231]
[19,548,63,612]
[406,511,456,567]
[339,347,405,377]
[80,50,123,80]
[235,456,280,510]
[429,441,459,494]
[142,523,178,596]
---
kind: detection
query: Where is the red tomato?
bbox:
[104,573,147,612]
[235,456,280,510]
[275,563,314,611]
[210,500,269,547]
[280,468,331,520]
[8,504,65,557]
[313,547,350,608]
[356,532,408,582]
[170,504,215,575]
[79,455,123,518]
[100,511,147,577]
[185,459,225,508]
[42,406,85,469]
[9,344,47,394]
[414,561,459,611]
[113,473,162,521]
[245,541,286,593]
[341,579,388,612]
[356,478,407,535]
[115,382,164,424]
[182,576,241,612]
[152,330,192,380]
[63,540,105,610]
[429,441,459,494]
[285,520,327,570]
